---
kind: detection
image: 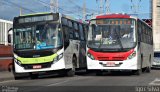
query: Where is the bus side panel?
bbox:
[138,42,153,69]
[63,40,74,69]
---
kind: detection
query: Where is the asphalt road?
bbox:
[0,69,160,92]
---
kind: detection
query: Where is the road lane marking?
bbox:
[47,76,90,86]
[47,80,70,86]
[149,78,160,85]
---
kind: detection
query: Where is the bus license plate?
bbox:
[33,65,42,69]
[106,62,115,66]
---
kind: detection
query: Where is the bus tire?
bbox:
[146,56,151,73]
[67,56,76,77]
[146,67,151,73]
[133,69,142,75]
[29,73,39,79]
[13,71,28,80]
[12,64,21,80]
[133,56,143,75]
[13,72,21,80]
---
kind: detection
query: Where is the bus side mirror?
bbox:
[8,28,13,44]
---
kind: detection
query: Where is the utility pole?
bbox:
[56,0,58,12]
[20,8,22,16]
[130,0,141,15]
[106,0,110,14]
[96,0,103,14]
[100,0,103,14]
[50,0,58,13]
[83,0,86,20]
[50,0,54,12]
[97,0,110,14]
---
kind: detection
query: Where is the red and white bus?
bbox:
[86,13,153,75]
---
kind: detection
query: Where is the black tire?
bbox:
[29,73,39,79]
[13,71,28,80]
[12,64,21,80]
[133,56,143,75]
[67,56,76,77]
[146,56,151,73]
[146,66,151,73]
[13,71,21,80]
[132,69,142,75]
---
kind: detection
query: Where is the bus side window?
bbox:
[62,25,70,48]
[138,22,142,42]
[68,20,74,39]
[79,24,85,41]
[73,22,79,40]
[62,26,69,42]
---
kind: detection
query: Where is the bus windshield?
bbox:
[87,19,136,51]
[154,52,160,57]
[14,23,63,50]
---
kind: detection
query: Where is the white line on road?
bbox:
[47,80,70,86]
[149,78,160,85]
[46,76,90,86]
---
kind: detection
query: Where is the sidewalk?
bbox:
[0,71,14,82]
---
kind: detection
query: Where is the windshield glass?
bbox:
[14,23,63,50]
[87,19,136,51]
[154,53,160,57]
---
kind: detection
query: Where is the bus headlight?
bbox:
[87,52,95,60]
[15,59,22,66]
[53,53,63,63]
[127,51,136,59]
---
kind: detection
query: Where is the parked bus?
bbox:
[152,51,160,68]
[12,12,88,79]
[87,13,153,75]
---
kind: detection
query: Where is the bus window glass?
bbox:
[79,24,85,40]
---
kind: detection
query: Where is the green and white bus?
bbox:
[12,12,88,79]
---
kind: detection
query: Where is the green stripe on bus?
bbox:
[20,12,51,17]
[17,53,58,64]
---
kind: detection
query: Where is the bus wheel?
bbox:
[12,65,22,80]
[146,66,151,73]
[146,56,151,73]
[132,69,142,75]
[29,73,39,79]
[67,56,76,77]
[13,71,21,80]
[133,59,142,75]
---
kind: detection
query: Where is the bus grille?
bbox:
[97,57,109,61]
[22,62,52,69]
[97,57,125,61]
[112,57,125,61]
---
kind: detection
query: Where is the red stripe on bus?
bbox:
[96,14,130,19]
